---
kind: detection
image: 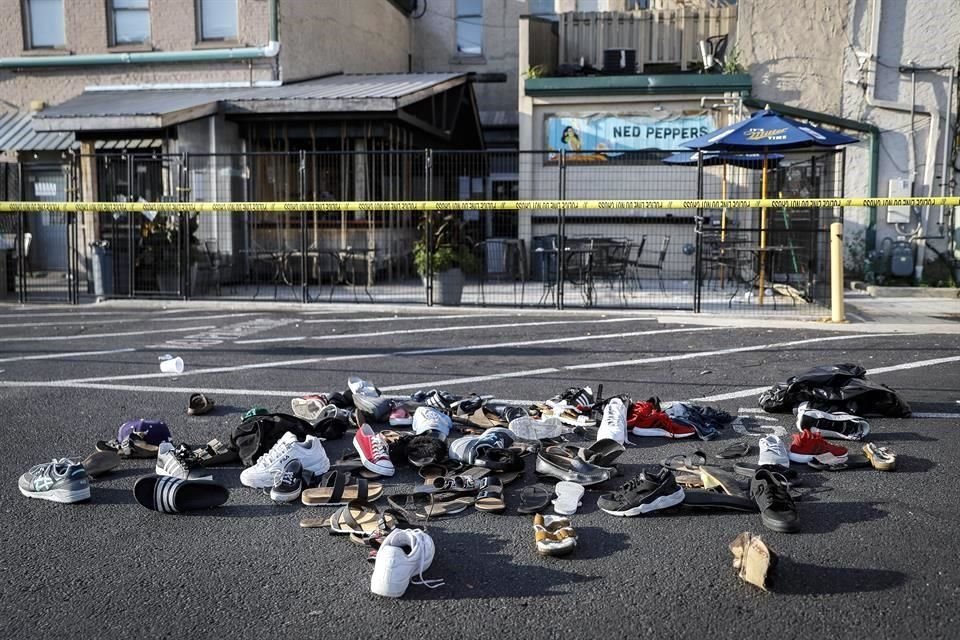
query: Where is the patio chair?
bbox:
[628,235,670,294]
[475,239,527,307]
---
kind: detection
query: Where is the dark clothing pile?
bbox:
[758,363,911,418]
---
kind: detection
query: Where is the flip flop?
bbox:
[551,481,584,515]
[682,489,759,512]
[82,451,120,478]
[661,451,707,474]
[187,393,215,416]
[516,485,552,514]
[475,477,506,513]
[715,441,751,459]
[556,439,625,467]
[387,491,475,518]
[329,501,396,538]
[301,471,383,506]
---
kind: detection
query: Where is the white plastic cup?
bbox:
[159,356,184,374]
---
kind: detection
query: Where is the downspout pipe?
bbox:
[0,0,280,69]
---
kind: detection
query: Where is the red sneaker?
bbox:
[353,425,395,476]
[788,429,848,464]
[627,401,696,439]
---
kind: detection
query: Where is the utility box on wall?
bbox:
[886,178,912,224]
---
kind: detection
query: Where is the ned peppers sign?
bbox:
[546,113,716,162]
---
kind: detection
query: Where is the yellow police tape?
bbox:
[0,196,957,213]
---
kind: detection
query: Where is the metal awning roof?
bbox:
[0,111,163,152]
[33,73,469,131]
[0,111,75,152]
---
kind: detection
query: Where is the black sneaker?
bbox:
[750,468,799,533]
[270,459,303,504]
[597,467,685,517]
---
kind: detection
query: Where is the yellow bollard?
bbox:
[830,221,845,323]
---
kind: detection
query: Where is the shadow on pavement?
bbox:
[773,559,908,595]
[405,530,601,600]
[797,500,888,534]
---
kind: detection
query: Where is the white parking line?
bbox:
[0,325,217,343]
[377,333,898,392]
[53,326,710,384]
[235,317,653,344]
[302,313,514,324]
[0,348,136,363]
[0,380,310,397]
[688,354,960,403]
[0,313,257,329]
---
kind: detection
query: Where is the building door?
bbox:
[23,165,69,272]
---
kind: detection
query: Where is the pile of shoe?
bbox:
[16,362,908,599]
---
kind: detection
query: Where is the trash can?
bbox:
[90,241,113,297]
[531,235,557,282]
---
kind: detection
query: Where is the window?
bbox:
[198,0,238,41]
[23,0,65,49]
[455,0,483,56]
[111,0,150,45]
[529,0,556,15]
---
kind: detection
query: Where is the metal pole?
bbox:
[556,149,566,310]
[425,149,433,306]
[830,221,846,322]
[940,69,955,226]
[694,150,704,313]
[757,154,769,305]
[299,150,308,304]
[180,153,189,301]
[126,155,135,298]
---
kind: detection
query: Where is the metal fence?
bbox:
[1,149,842,315]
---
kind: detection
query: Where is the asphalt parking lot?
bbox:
[0,303,958,639]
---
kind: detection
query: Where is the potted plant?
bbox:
[136,212,201,294]
[413,213,479,305]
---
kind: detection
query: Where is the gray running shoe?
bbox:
[19,459,91,504]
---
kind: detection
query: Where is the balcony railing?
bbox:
[542,6,736,73]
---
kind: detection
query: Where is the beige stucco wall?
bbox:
[412,0,522,120]
[0,0,274,109]
[278,0,410,81]
[736,0,849,115]
[0,0,411,111]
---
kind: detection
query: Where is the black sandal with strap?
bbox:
[301,470,383,506]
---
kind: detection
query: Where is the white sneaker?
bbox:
[156,442,211,481]
[412,406,452,438]
[348,376,379,396]
[370,529,443,598]
[596,397,627,445]
[758,435,789,467]
[239,432,330,488]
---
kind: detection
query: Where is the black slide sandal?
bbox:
[516,485,551,514]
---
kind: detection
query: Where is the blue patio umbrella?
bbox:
[679,107,859,304]
[679,108,860,152]
[662,151,784,168]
